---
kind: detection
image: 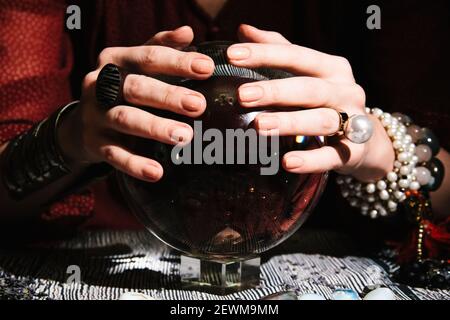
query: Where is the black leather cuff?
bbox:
[2,101,111,200]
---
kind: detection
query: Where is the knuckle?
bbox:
[267,82,281,102]
[174,55,185,71]
[352,84,367,107]
[101,145,116,163]
[82,71,98,88]
[315,52,328,69]
[334,56,353,75]
[141,46,158,65]
[146,117,159,138]
[322,110,339,132]
[176,53,192,72]
[286,115,298,133]
[123,154,135,172]
[305,79,328,106]
[124,75,144,102]
[162,85,179,106]
[110,107,130,128]
[98,47,115,65]
[258,45,269,62]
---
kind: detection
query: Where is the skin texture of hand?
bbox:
[229,24,396,183]
[58,26,214,182]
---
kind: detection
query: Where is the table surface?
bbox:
[0,230,448,300]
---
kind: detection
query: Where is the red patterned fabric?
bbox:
[0,0,95,224]
[0,1,72,123]
[42,191,94,221]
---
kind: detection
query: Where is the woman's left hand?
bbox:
[228,24,395,182]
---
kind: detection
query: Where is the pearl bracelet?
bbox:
[337,108,443,219]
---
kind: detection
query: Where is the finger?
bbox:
[145,26,194,49]
[237,77,365,109]
[100,143,163,182]
[237,24,291,44]
[106,105,194,145]
[255,108,341,136]
[227,43,353,81]
[98,45,214,79]
[122,74,206,116]
[282,146,349,174]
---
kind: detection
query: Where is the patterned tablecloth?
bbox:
[0,230,448,300]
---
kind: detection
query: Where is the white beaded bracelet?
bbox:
[337,107,421,219]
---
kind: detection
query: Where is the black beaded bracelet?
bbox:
[2,101,81,199]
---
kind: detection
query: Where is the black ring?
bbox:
[96,63,125,109]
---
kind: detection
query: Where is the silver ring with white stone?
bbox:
[343,114,374,144]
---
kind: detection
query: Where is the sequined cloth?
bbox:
[0,231,448,300]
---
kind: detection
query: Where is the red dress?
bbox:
[1,0,449,240]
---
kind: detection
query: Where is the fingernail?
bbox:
[191,58,214,74]
[256,114,279,130]
[284,156,304,169]
[239,85,264,102]
[170,126,193,144]
[182,94,205,112]
[228,46,251,60]
[143,165,162,182]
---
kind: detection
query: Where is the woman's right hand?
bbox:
[58,26,214,182]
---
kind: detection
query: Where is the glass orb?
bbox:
[116,42,328,265]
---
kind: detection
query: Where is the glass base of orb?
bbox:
[180,256,261,294]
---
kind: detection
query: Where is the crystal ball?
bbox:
[116,42,328,262]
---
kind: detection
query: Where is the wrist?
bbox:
[338,107,443,220]
[352,114,395,182]
[2,102,77,199]
[56,102,91,169]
